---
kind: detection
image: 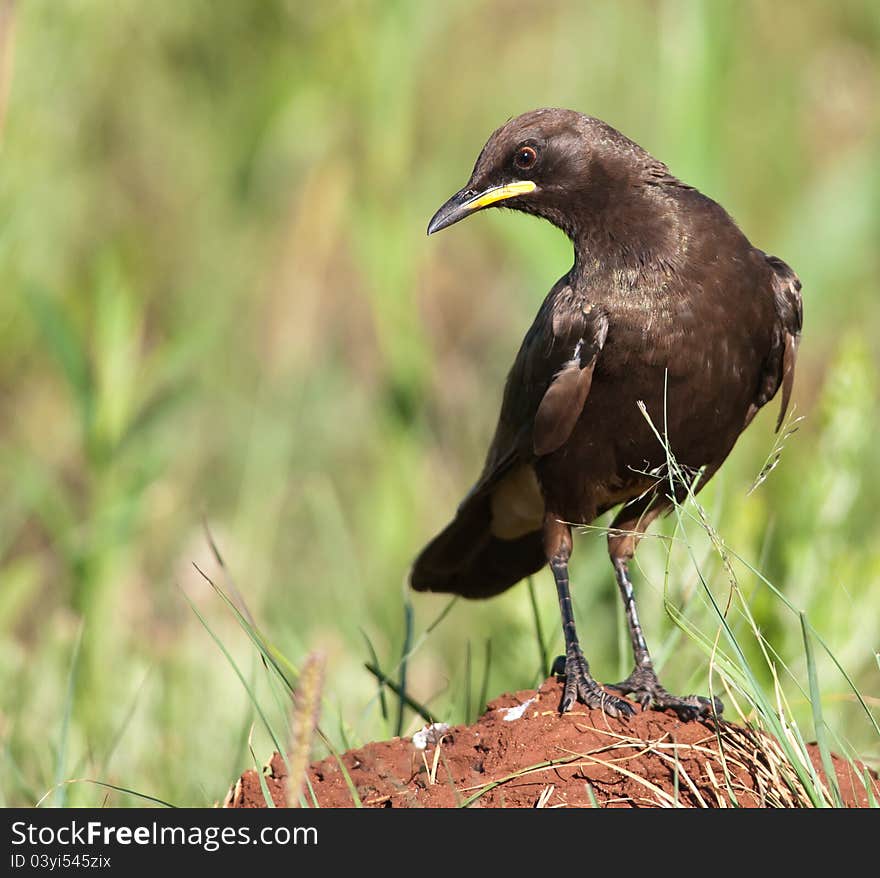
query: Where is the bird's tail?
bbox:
[409,491,546,600]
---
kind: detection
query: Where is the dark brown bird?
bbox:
[410,108,802,720]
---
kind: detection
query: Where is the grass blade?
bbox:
[801,613,843,807]
[395,601,413,737]
[182,590,286,760]
[464,639,472,723]
[360,629,389,723]
[248,735,276,809]
[364,662,439,725]
[478,638,492,719]
[37,779,176,809]
[527,576,549,678]
[53,624,83,808]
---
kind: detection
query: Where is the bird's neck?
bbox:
[566,185,685,288]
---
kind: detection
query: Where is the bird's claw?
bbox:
[607,667,722,721]
[553,650,636,719]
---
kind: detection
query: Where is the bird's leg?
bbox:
[606,509,722,721]
[545,515,635,719]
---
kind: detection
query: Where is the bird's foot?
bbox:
[607,666,722,721]
[551,648,636,719]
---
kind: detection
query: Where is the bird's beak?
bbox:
[427,180,537,235]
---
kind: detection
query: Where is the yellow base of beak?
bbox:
[468,180,537,210]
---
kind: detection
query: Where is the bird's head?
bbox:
[427,108,663,242]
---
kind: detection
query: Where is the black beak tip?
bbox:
[427,189,472,237]
[426,210,452,237]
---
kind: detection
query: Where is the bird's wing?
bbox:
[748,252,803,430]
[465,278,609,504]
[409,278,608,599]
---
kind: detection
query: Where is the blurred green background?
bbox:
[1,0,878,806]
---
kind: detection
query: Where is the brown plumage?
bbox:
[411,109,802,719]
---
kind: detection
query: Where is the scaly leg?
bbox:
[545,514,634,718]
[606,499,722,721]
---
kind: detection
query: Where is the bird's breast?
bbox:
[532,281,773,521]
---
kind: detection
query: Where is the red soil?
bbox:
[225,677,877,808]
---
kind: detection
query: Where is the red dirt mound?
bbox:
[225,677,877,808]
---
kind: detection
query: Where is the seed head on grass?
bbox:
[286,652,325,809]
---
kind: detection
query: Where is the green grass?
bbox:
[0,0,878,807]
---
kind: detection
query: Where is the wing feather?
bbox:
[748,252,803,431]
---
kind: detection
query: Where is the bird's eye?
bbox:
[513,145,538,171]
